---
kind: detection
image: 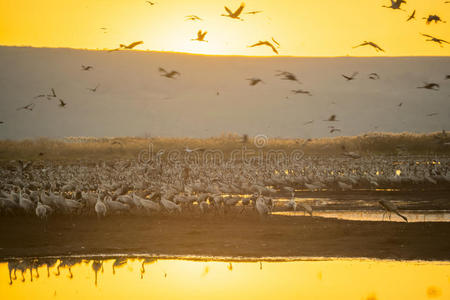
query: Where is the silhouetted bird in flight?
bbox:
[304,120,314,125]
[109,41,144,51]
[369,73,380,80]
[407,10,416,21]
[59,99,67,107]
[445,75,450,79]
[246,11,263,15]
[276,71,301,83]
[421,34,449,46]
[397,102,403,107]
[342,72,358,81]
[145,1,156,5]
[353,41,385,52]
[247,78,264,86]
[159,67,180,79]
[35,88,57,100]
[221,3,245,20]
[192,30,208,42]
[0,121,3,124]
[87,84,100,92]
[423,14,446,24]
[382,0,407,10]
[324,115,338,122]
[81,65,93,71]
[417,82,440,90]
[185,15,202,21]
[120,41,143,49]
[329,126,341,133]
[17,103,35,111]
[248,41,279,54]
[292,89,312,96]
[427,113,439,117]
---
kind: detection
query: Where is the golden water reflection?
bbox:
[1,257,449,299]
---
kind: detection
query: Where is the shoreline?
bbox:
[1,215,449,261]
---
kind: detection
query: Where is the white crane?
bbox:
[255,194,269,216]
[95,193,107,218]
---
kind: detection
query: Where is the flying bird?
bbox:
[291,89,312,96]
[382,0,407,10]
[185,15,202,21]
[247,78,264,86]
[445,75,450,79]
[0,121,3,124]
[221,3,245,20]
[109,41,144,51]
[353,41,385,52]
[407,10,416,21]
[145,1,156,5]
[35,88,57,100]
[248,41,279,54]
[369,73,380,80]
[423,14,446,24]
[87,84,100,92]
[427,113,439,116]
[342,72,358,81]
[59,99,67,107]
[421,34,449,46]
[324,114,338,122]
[276,71,301,83]
[397,102,403,107]
[17,103,35,111]
[417,82,440,90]
[159,67,180,79]
[192,30,208,42]
[81,65,93,71]
[304,120,314,125]
[120,41,144,49]
[329,127,341,133]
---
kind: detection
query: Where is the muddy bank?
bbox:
[0,215,449,260]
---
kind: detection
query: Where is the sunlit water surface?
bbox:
[1,256,449,300]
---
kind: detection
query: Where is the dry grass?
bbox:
[0,132,448,162]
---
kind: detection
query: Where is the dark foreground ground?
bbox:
[0,215,449,260]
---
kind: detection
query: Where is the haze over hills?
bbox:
[0,46,449,140]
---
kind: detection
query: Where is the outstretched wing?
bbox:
[421,33,434,39]
[128,41,144,49]
[224,6,233,15]
[249,41,264,48]
[267,42,279,54]
[158,67,167,74]
[234,3,245,16]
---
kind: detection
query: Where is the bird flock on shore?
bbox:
[1,154,449,222]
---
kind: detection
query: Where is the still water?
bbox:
[1,256,449,300]
[274,210,450,222]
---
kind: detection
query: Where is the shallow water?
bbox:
[1,256,449,300]
[274,210,450,222]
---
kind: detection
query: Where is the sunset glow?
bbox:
[1,0,449,56]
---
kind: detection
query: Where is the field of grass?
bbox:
[0,132,448,162]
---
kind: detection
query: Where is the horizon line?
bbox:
[1,45,450,59]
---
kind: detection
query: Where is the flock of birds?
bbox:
[1,155,449,223]
[100,1,449,54]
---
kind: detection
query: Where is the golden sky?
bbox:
[0,0,449,56]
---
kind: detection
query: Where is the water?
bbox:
[274,210,450,222]
[2,256,449,299]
